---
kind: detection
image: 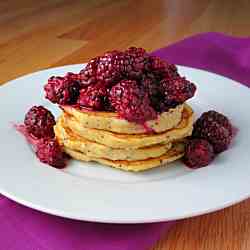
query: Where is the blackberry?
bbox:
[44,76,80,105]
[24,106,56,139]
[36,138,67,168]
[193,111,233,153]
[79,57,99,86]
[109,80,157,123]
[196,110,233,137]
[161,76,196,107]
[148,56,179,80]
[141,73,166,112]
[65,72,81,82]
[125,47,150,79]
[15,122,67,169]
[77,82,109,110]
[183,139,215,168]
[95,51,128,86]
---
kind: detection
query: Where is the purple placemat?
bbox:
[1,32,250,250]
[151,32,250,87]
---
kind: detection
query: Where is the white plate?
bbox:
[0,64,250,224]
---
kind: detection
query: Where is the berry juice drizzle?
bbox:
[14,124,37,147]
[143,123,155,134]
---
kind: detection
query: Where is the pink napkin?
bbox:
[1,32,250,250]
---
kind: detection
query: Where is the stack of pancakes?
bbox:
[54,103,194,171]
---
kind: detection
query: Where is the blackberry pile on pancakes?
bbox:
[45,47,197,171]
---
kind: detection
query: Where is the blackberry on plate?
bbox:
[195,110,233,137]
[193,112,232,153]
[24,106,56,139]
[36,138,67,168]
[183,139,215,168]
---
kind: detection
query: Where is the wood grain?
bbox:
[1,1,250,249]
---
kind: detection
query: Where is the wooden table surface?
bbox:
[1,1,250,249]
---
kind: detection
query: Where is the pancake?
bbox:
[55,118,173,161]
[61,104,194,149]
[62,104,184,134]
[62,142,185,172]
